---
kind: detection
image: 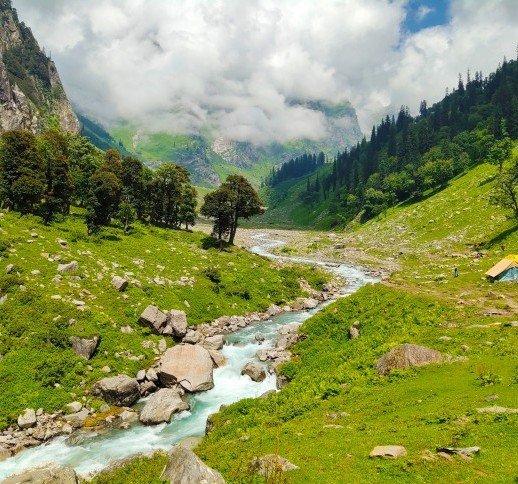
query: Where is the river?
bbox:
[0,233,377,480]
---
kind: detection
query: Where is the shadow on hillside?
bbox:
[201,236,231,251]
[399,184,447,208]
[483,224,517,249]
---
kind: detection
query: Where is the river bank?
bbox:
[0,231,377,481]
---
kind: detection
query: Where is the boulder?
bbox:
[65,401,83,413]
[57,261,78,273]
[161,445,225,483]
[139,388,190,425]
[93,374,140,406]
[168,310,188,338]
[348,326,360,339]
[202,335,224,351]
[292,297,319,310]
[250,454,298,477]
[111,276,128,292]
[64,408,90,428]
[0,445,11,462]
[69,336,99,360]
[146,368,159,382]
[17,408,36,429]
[208,350,227,368]
[241,362,266,382]
[182,329,201,344]
[254,332,265,343]
[139,305,168,334]
[139,380,158,396]
[2,463,78,484]
[158,345,214,392]
[266,304,281,318]
[369,445,407,459]
[5,263,14,274]
[376,343,442,376]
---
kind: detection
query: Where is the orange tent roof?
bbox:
[485,255,518,278]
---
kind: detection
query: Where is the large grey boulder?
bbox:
[92,374,140,406]
[241,362,266,382]
[57,261,78,273]
[376,343,442,376]
[250,454,298,478]
[17,408,36,429]
[111,276,128,292]
[139,388,190,425]
[161,445,225,484]
[168,310,188,338]
[69,336,99,360]
[139,305,168,334]
[2,463,78,483]
[158,345,214,392]
[291,297,319,310]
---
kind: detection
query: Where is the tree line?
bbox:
[0,127,263,242]
[271,57,518,223]
[264,152,325,187]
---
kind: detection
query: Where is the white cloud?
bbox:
[11,0,518,142]
[416,5,433,21]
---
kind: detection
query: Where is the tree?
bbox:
[39,129,74,223]
[102,148,123,179]
[0,130,44,211]
[201,175,263,244]
[121,156,145,218]
[116,197,136,234]
[488,120,512,172]
[149,163,190,227]
[200,187,233,242]
[178,184,197,229]
[86,170,121,228]
[221,175,264,244]
[490,154,518,220]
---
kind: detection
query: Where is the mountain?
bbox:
[80,100,362,187]
[0,0,79,134]
[259,58,518,228]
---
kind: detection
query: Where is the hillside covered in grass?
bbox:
[0,212,326,427]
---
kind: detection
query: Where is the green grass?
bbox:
[0,212,327,427]
[197,284,517,483]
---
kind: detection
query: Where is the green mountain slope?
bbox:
[0,213,326,427]
[79,100,361,188]
[195,159,518,483]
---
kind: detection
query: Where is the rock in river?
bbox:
[158,344,214,392]
[139,388,190,425]
[241,362,266,382]
[2,463,78,484]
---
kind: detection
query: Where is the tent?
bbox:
[485,255,518,282]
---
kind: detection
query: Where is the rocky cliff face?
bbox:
[0,0,79,134]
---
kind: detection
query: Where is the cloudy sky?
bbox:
[12,0,518,144]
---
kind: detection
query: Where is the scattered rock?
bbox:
[138,305,168,334]
[139,388,190,425]
[139,380,158,396]
[57,261,78,273]
[64,408,90,428]
[2,463,78,484]
[111,276,128,292]
[136,369,146,381]
[183,329,201,344]
[5,263,14,274]
[65,401,83,413]
[158,344,214,392]
[348,326,360,339]
[69,336,99,360]
[254,332,265,343]
[168,310,188,338]
[436,446,480,459]
[376,343,442,376]
[266,304,281,318]
[292,297,319,310]
[0,445,12,462]
[202,335,224,351]
[146,368,158,382]
[17,408,37,429]
[250,454,299,477]
[161,445,225,483]
[208,349,227,368]
[369,445,407,459]
[476,406,518,414]
[241,362,266,382]
[93,375,140,406]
